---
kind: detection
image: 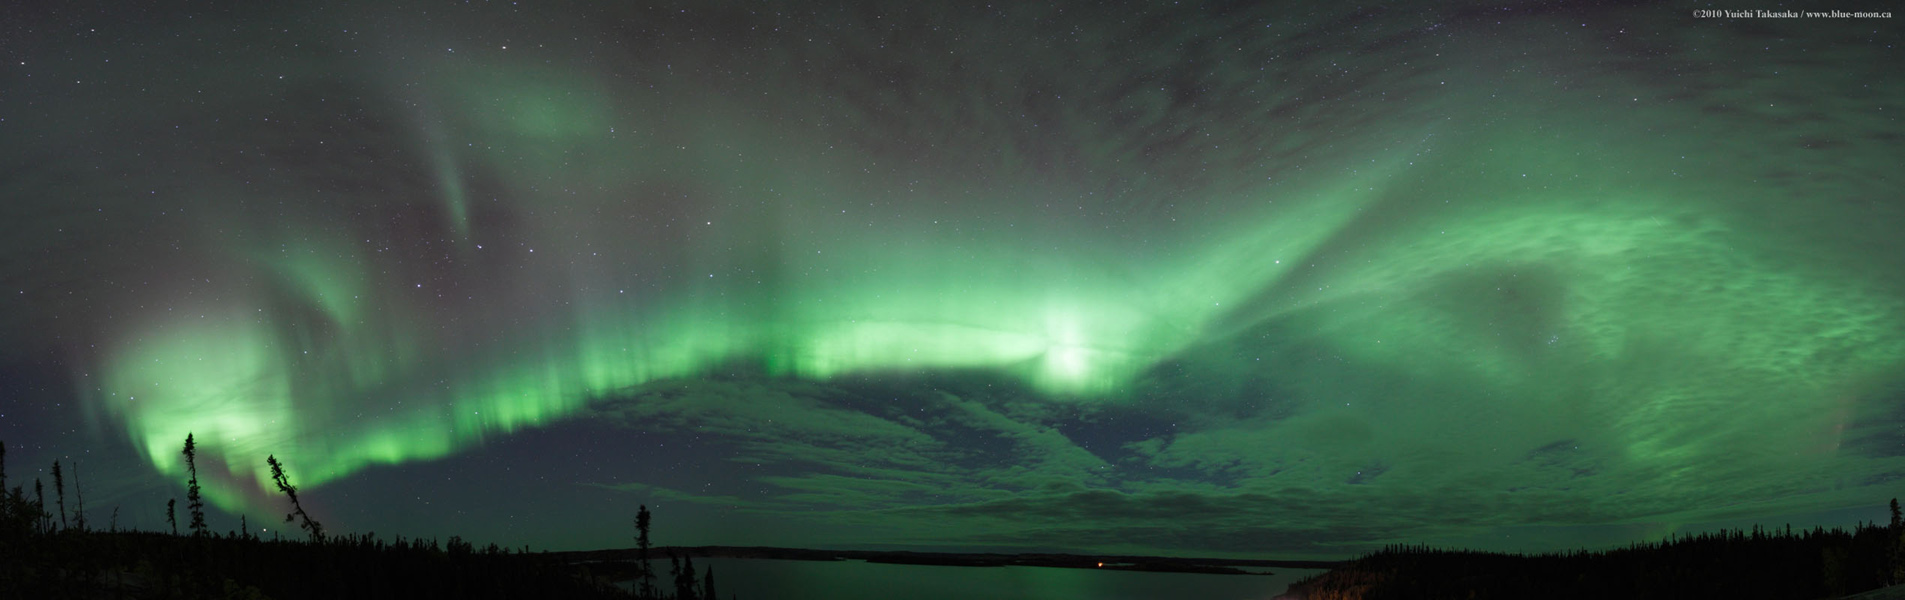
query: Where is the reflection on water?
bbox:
[618,558,1325,600]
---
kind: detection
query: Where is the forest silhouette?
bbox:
[0,437,723,599]
[1284,503,1905,600]
[5,436,1904,599]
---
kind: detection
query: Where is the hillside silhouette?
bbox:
[1283,503,1905,600]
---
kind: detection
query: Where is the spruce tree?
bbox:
[1893,498,1905,586]
[679,555,699,600]
[702,565,717,600]
[0,441,10,532]
[670,555,686,600]
[636,505,656,598]
[166,499,177,535]
[51,460,65,530]
[183,433,207,536]
[70,460,85,531]
[267,454,323,543]
[34,479,45,533]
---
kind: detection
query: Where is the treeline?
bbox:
[1284,503,1905,600]
[0,528,638,599]
[0,437,726,599]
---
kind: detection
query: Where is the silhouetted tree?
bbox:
[0,441,14,529]
[670,554,699,600]
[0,442,11,524]
[167,499,178,535]
[183,433,207,536]
[70,460,85,531]
[701,565,717,600]
[266,454,323,543]
[51,459,65,530]
[34,478,46,533]
[0,442,34,543]
[685,555,701,600]
[636,505,656,598]
[1892,498,1905,586]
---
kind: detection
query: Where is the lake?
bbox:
[620,558,1324,600]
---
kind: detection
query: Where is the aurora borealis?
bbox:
[2,0,1902,559]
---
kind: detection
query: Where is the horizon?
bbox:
[2,0,1901,562]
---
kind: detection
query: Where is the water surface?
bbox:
[625,558,1324,600]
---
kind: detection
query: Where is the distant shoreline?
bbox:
[548,545,1342,575]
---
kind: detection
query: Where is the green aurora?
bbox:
[3,0,1903,557]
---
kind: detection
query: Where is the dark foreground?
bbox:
[7,524,1901,600]
[1283,520,1905,600]
[2,530,1336,599]
[0,529,632,600]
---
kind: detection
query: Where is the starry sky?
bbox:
[1,0,1902,559]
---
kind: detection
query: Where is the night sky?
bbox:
[2,0,1902,559]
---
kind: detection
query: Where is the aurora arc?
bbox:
[95,128,1418,510]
